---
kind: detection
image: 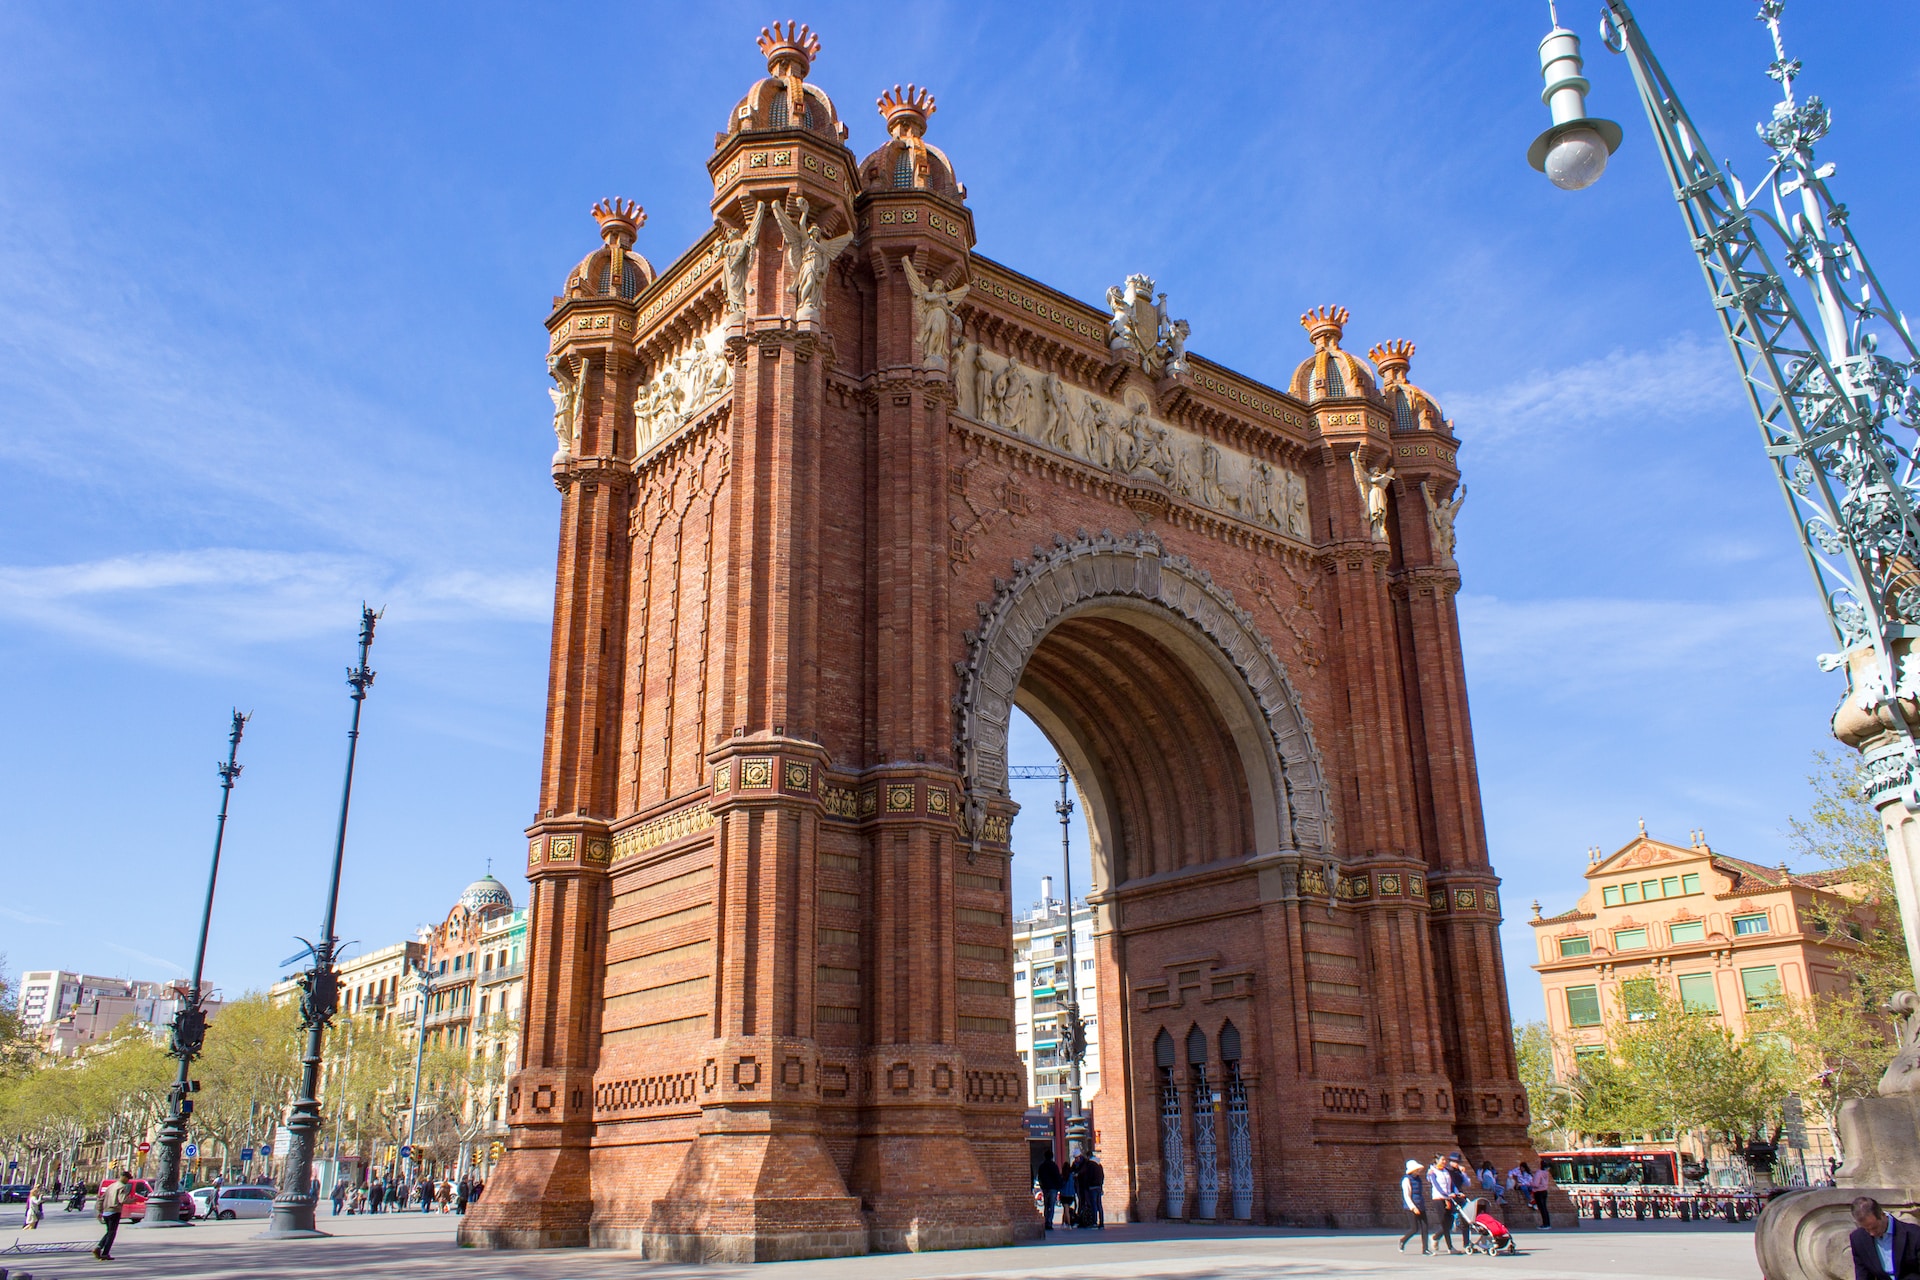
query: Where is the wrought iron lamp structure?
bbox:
[1010,761,1090,1156]
[143,709,249,1227]
[262,605,380,1239]
[1527,0,1920,993]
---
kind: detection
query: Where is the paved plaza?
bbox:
[0,1209,1761,1279]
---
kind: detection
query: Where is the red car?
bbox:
[96,1177,195,1222]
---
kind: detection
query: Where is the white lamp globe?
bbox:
[1544,125,1610,191]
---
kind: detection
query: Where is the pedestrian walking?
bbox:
[330,1179,347,1216]
[1398,1159,1430,1254]
[1530,1163,1555,1230]
[24,1182,44,1229]
[1425,1153,1463,1254]
[455,1176,471,1215]
[1034,1153,1063,1231]
[388,1179,403,1213]
[95,1170,133,1261]
[418,1176,434,1214]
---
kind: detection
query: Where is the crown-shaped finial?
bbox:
[877,83,937,138]
[1368,339,1415,381]
[758,20,821,76]
[1300,305,1349,349]
[591,198,646,248]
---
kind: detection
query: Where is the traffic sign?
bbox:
[241,1147,254,1162]
[6,1159,15,1169]
[184,1143,198,1158]
[399,1144,412,1159]
[137,1142,151,1153]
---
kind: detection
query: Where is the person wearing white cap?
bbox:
[1399,1159,1431,1254]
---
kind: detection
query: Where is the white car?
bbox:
[190,1185,276,1220]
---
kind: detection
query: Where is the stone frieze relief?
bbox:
[952,342,1309,540]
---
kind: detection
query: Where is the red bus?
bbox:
[1540,1148,1682,1188]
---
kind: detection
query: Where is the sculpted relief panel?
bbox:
[634,326,733,454]
[953,341,1309,540]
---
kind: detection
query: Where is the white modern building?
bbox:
[1012,878,1102,1106]
[18,970,139,1032]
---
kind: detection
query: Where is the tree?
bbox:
[1514,1020,1571,1148]
[1788,751,1913,1008]
[1772,751,1914,1136]
[0,956,34,1080]
[192,993,301,1175]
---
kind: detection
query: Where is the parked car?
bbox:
[0,1183,32,1203]
[190,1184,275,1220]
[96,1177,194,1223]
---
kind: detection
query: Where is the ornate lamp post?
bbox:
[1010,760,1090,1156]
[1524,2,1920,1265]
[142,711,248,1228]
[402,932,435,1193]
[262,606,380,1239]
[1527,0,1920,998]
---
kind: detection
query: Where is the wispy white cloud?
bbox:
[1458,591,1829,696]
[0,904,63,926]
[1440,333,1746,443]
[105,942,185,975]
[0,548,547,667]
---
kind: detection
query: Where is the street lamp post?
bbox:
[1525,0,1920,1009]
[262,606,380,1239]
[1525,3,1920,1266]
[1051,761,1089,1159]
[403,935,435,1193]
[144,710,248,1228]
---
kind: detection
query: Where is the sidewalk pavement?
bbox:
[0,1206,1760,1279]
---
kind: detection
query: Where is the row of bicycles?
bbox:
[1564,1187,1766,1223]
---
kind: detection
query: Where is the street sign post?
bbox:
[184,1143,198,1158]
[138,1142,152,1154]
[241,1147,254,1163]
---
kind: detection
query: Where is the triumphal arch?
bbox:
[462,21,1533,1261]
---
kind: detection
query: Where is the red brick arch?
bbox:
[953,528,1332,879]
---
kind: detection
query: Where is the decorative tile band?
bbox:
[611,801,717,864]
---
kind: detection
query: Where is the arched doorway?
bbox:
[957,530,1331,1222]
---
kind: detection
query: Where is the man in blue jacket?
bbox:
[1850,1197,1920,1280]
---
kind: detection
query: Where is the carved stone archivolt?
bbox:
[952,529,1331,857]
[954,342,1308,539]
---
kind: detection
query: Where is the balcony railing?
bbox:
[479,961,525,987]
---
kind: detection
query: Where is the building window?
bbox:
[1082,958,1095,970]
[1603,885,1621,907]
[1566,985,1602,1027]
[1847,922,1864,941]
[1661,876,1679,896]
[1573,1044,1607,1066]
[1558,935,1591,958]
[1741,965,1783,1010]
[1612,928,1648,951]
[1677,973,1718,1014]
[1668,920,1705,944]
[1733,914,1771,936]
[1681,873,1701,894]
[1622,977,1658,1021]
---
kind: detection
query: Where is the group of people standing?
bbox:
[1398,1152,1555,1256]
[330,1172,483,1215]
[1032,1151,1105,1231]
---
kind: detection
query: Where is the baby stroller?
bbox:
[1461,1197,1519,1256]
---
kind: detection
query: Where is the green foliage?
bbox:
[191,992,302,1166]
[1551,985,1798,1152]
[1787,750,1913,1007]
[1513,1020,1570,1148]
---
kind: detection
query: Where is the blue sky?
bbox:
[3,2,1915,1026]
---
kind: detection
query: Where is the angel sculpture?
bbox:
[547,354,580,461]
[1352,451,1395,541]
[1420,481,1466,564]
[719,202,769,319]
[900,255,970,369]
[769,196,853,323]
